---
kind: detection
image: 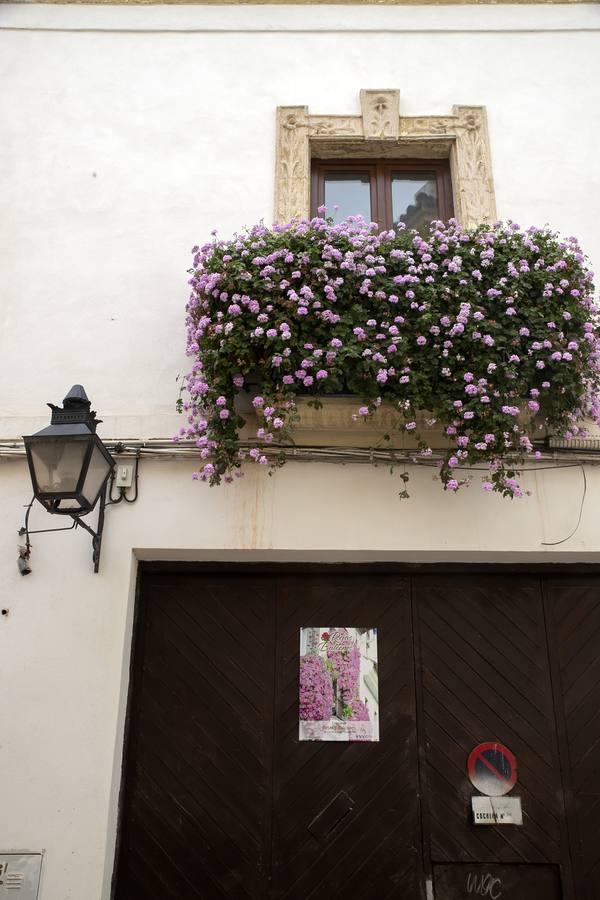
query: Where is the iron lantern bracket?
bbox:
[19,488,107,573]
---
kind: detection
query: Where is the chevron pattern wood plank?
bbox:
[271,573,420,900]
[545,577,600,900]
[413,575,569,877]
[114,572,276,900]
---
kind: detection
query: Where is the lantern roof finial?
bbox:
[63,385,90,408]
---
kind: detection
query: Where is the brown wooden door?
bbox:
[114,569,420,900]
[114,572,277,900]
[413,574,573,898]
[271,573,420,900]
[114,567,600,900]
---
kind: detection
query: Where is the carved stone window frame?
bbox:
[275,89,496,229]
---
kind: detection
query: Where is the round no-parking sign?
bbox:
[467,742,517,797]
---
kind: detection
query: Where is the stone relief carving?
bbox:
[399,116,454,136]
[309,117,362,137]
[275,91,497,228]
[451,105,497,227]
[360,89,400,139]
[274,106,310,225]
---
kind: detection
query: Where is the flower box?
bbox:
[236,394,449,449]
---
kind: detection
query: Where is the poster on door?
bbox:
[299,627,379,742]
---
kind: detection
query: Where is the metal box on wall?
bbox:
[0,854,42,899]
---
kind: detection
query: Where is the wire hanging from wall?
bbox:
[541,465,587,547]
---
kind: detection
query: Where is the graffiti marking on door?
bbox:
[466,871,503,899]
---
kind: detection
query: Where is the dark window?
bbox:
[311,158,453,232]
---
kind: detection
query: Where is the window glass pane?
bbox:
[392,173,439,233]
[324,172,371,224]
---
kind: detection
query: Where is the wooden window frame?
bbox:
[311,158,454,229]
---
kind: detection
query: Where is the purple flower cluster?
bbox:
[180,215,598,497]
[299,655,334,721]
[346,698,370,721]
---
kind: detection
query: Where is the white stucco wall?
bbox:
[1,5,600,899]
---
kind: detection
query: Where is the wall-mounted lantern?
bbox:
[22,385,115,573]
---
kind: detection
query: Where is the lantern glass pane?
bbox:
[55,499,84,510]
[30,439,89,494]
[82,444,112,505]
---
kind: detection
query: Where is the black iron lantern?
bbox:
[22,385,115,571]
[24,385,114,515]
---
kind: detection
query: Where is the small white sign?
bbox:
[472,795,523,825]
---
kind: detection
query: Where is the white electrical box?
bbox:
[0,854,42,898]
[116,464,133,488]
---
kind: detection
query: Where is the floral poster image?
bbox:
[299,627,379,742]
